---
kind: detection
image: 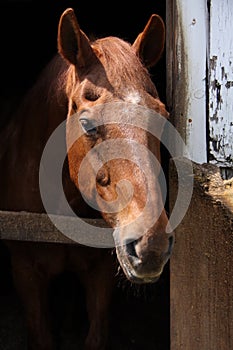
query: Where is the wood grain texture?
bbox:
[169,157,233,350]
[0,210,109,244]
[209,0,233,166]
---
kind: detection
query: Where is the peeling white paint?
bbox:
[209,0,233,167]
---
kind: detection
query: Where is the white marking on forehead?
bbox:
[124,91,141,104]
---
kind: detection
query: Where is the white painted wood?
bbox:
[166,0,208,164]
[209,0,233,167]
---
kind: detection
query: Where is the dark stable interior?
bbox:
[0,1,170,349]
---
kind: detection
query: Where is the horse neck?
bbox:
[0,55,68,161]
[13,55,68,157]
[0,55,69,211]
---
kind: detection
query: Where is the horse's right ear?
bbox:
[58,8,96,68]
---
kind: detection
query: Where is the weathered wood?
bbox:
[0,210,108,244]
[209,0,233,167]
[166,0,208,163]
[169,157,233,350]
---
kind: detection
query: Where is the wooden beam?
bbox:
[166,0,208,163]
[209,0,233,167]
[0,210,108,244]
[169,157,233,350]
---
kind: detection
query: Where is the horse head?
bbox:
[57,8,174,284]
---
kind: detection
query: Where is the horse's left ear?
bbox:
[132,14,165,68]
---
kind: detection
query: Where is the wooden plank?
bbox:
[169,157,233,350]
[0,210,107,244]
[209,0,233,167]
[166,0,208,163]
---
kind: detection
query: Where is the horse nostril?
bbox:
[96,168,110,186]
[124,239,138,259]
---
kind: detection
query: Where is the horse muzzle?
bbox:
[115,234,174,284]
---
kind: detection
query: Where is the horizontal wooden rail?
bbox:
[0,210,109,244]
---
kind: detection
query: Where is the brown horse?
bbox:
[0,8,174,350]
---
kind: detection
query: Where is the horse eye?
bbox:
[80,118,98,135]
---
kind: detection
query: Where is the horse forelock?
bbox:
[90,37,158,96]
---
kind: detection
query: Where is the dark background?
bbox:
[0,0,166,101]
[0,1,169,349]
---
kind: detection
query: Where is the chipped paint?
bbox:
[209,0,233,167]
[167,0,232,168]
[225,81,233,89]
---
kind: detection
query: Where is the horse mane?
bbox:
[29,54,68,109]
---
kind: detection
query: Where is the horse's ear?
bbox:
[58,8,95,67]
[132,14,165,68]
